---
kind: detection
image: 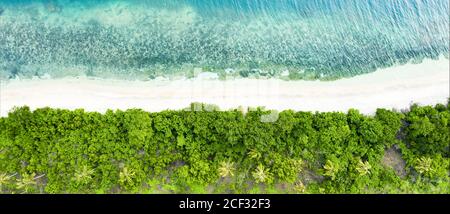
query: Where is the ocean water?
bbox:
[0,0,448,80]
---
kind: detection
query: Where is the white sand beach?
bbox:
[1,58,449,116]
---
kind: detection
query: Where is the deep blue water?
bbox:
[0,0,448,80]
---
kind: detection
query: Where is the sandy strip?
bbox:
[1,58,449,116]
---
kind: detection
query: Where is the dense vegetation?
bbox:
[0,101,448,194]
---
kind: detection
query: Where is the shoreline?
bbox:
[1,58,449,116]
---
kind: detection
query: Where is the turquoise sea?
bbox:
[0,0,448,80]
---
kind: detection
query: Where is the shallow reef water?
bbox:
[0,0,448,80]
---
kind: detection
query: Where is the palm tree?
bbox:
[218,161,235,178]
[356,160,371,176]
[248,149,261,160]
[74,165,94,185]
[0,172,16,191]
[323,160,339,180]
[17,173,37,193]
[415,157,432,175]
[119,166,136,185]
[252,164,268,183]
